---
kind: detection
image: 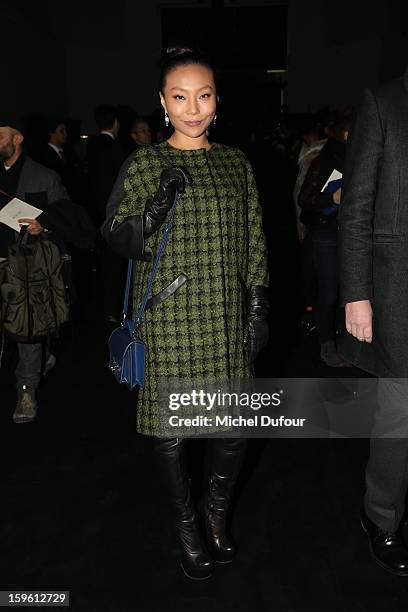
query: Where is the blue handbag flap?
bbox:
[108,320,137,365]
[108,321,145,389]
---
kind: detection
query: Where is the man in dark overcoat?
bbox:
[339,68,408,575]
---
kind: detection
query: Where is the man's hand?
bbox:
[333,187,342,205]
[345,300,373,342]
[18,218,44,235]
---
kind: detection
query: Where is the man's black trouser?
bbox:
[365,379,408,532]
[15,343,43,389]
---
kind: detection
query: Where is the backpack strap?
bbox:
[17,225,28,246]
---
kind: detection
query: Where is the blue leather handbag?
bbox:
[108,188,180,390]
[108,260,146,389]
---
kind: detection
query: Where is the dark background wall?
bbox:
[2,0,408,132]
[286,0,408,112]
[0,0,67,117]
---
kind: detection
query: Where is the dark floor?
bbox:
[1,285,408,611]
[0,118,403,610]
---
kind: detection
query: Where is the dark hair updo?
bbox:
[159,46,216,92]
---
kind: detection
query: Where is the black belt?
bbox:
[145,273,188,311]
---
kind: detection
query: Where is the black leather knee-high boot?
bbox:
[154,437,213,580]
[201,437,247,563]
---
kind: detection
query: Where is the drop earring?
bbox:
[165,112,170,127]
[213,114,217,126]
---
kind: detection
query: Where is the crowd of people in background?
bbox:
[4,102,357,335]
[0,101,354,425]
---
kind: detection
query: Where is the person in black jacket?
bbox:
[36,119,85,203]
[87,105,125,224]
[87,105,126,324]
[298,111,352,367]
[339,69,408,576]
[0,119,95,423]
[38,119,68,177]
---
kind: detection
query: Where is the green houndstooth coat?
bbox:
[114,141,268,436]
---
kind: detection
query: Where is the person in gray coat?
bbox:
[339,68,408,575]
[0,119,68,423]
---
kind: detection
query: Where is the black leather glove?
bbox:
[143,166,191,238]
[244,285,269,362]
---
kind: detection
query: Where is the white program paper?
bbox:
[321,169,342,192]
[0,198,42,232]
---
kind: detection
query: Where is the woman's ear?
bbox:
[159,92,166,114]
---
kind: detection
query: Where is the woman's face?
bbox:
[160,63,217,142]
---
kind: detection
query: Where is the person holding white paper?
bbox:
[0,118,68,423]
[298,111,352,367]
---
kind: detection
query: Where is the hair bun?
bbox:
[161,46,194,61]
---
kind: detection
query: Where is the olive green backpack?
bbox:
[0,235,70,342]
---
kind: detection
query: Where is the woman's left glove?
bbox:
[244,285,269,362]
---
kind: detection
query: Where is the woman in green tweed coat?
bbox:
[104,48,269,580]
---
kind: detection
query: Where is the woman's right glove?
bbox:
[101,164,191,261]
[143,167,191,238]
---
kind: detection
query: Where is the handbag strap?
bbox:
[122,258,134,320]
[122,143,180,326]
[134,190,179,326]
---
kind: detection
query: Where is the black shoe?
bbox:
[360,507,408,576]
[201,438,247,564]
[154,438,213,580]
[14,386,38,423]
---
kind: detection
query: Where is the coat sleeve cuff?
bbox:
[101,214,150,261]
[340,285,373,306]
